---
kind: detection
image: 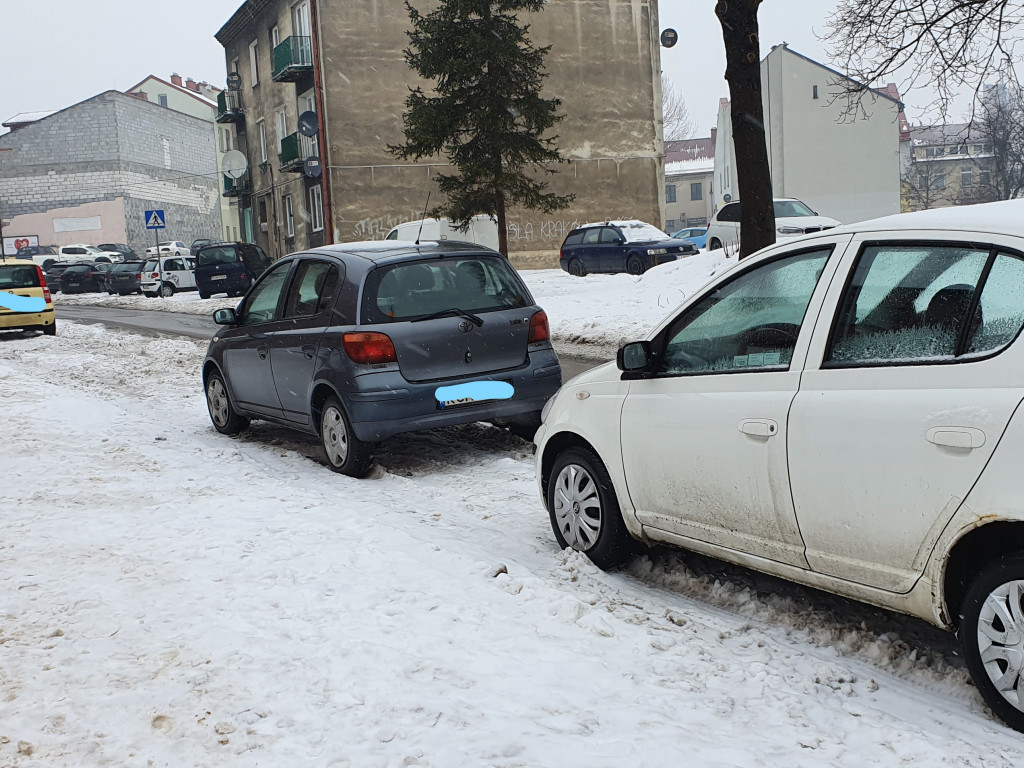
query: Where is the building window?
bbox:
[309,185,324,232]
[918,173,930,189]
[271,24,280,49]
[812,85,819,99]
[275,108,288,144]
[962,169,973,187]
[157,93,168,107]
[249,40,259,87]
[666,219,677,232]
[980,169,991,186]
[257,121,267,164]
[665,184,676,203]
[284,194,295,237]
[690,182,703,201]
[935,173,946,190]
[925,146,944,158]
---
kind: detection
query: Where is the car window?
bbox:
[253,247,270,267]
[239,262,292,325]
[64,247,86,255]
[562,231,584,246]
[111,263,138,273]
[656,247,832,375]
[199,246,239,266]
[599,227,621,244]
[185,258,195,269]
[283,261,340,319]
[362,256,530,323]
[0,265,40,289]
[385,229,398,240]
[164,258,185,271]
[64,265,91,274]
[142,259,158,272]
[826,243,990,366]
[716,203,740,223]
[966,252,1024,355]
[773,200,815,217]
[581,228,601,245]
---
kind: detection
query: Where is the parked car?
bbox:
[190,238,217,256]
[194,242,271,299]
[16,245,58,263]
[140,255,197,297]
[385,215,500,252]
[97,243,139,261]
[59,262,113,294]
[0,259,55,336]
[536,199,1024,732]
[202,241,562,477]
[145,241,190,257]
[669,226,708,249]
[56,244,123,265]
[705,198,841,252]
[105,260,146,295]
[558,220,699,277]
[43,261,81,290]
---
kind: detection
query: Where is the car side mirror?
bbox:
[213,308,237,325]
[617,341,651,372]
[615,237,625,245]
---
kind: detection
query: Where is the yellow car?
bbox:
[0,258,56,336]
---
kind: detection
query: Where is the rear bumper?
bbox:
[196,270,247,295]
[343,348,562,441]
[0,307,55,331]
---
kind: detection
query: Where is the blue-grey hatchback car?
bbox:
[202,241,562,477]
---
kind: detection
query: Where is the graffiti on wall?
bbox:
[506,218,580,245]
[351,211,423,240]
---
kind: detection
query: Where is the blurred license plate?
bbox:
[68,282,80,287]
[211,275,227,281]
[436,380,514,409]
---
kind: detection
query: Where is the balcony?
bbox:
[271,36,312,82]
[279,132,318,173]
[223,172,250,197]
[215,90,244,123]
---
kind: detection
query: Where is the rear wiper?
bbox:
[410,307,483,326]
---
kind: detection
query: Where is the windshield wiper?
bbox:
[410,307,484,326]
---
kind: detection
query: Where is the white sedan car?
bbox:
[145,241,190,257]
[705,197,841,252]
[54,244,123,264]
[536,199,1024,731]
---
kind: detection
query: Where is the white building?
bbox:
[713,44,902,225]
[126,75,241,242]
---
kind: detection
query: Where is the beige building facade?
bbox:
[664,136,715,232]
[900,123,997,212]
[714,44,902,226]
[215,0,664,267]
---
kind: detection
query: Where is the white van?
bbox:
[385,215,500,252]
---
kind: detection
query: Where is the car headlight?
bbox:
[647,248,667,256]
[777,226,805,235]
[541,387,561,424]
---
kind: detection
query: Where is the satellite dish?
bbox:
[221,150,249,179]
[304,156,322,178]
[226,72,242,91]
[298,110,319,137]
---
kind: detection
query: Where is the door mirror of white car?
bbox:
[617,341,651,371]
[213,308,237,325]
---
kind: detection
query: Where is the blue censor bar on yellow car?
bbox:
[436,381,514,409]
[0,292,47,313]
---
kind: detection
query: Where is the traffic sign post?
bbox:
[145,209,166,256]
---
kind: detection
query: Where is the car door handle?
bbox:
[926,426,985,450]
[258,344,269,359]
[738,419,778,437]
[301,345,316,359]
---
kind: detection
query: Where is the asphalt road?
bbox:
[57,305,606,379]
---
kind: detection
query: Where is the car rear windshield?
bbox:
[111,262,141,272]
[0,264,40,289]
[198,246,239,267]
[64,265,91,274]
[142,260,158,271]
[361,256,532,323]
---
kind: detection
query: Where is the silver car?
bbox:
[202,241,562,477]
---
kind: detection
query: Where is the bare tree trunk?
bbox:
[496,191,508,256]
[716,0,775,258]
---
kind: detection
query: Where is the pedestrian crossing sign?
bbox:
[145,210,166,230]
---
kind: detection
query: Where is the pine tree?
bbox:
[389,0,573,255]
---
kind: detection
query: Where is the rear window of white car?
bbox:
[361,257,531,323]
[0,264,40,289]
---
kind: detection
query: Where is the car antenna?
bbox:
[415,191,431,245]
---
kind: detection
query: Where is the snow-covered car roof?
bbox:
[577,220,671,243]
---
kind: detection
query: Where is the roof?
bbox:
[125,75,218,109]
[308,240,499,265]
[217,0,275,44]
[909,122,986,146]
[666,158,714,175]
[2,110,58,127]
[665,137,715,164]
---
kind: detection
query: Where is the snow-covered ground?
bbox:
[54,250,736,359]
[5,256,1023,764]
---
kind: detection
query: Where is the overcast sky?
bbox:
[1,0,933,135]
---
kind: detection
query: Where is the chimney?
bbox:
[710,127,717,144]
[186,77,197,91]
[171,73,183,87]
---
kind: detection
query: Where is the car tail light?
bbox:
[240,272,247,281]
[558,246,565,261]
[342,332,398,364]
[151,272,160,279]
[528,310,550,343]
[35,266,52,303]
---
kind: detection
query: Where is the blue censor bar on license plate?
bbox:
[436,381,514,409]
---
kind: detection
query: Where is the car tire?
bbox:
[709,238,723,251]
[143,291,156,298]
[205,371,249,436]
[959,554,1024,732]
[546,446,640,569]
[568,258,587,277]
[199,290,211,300]
[319,396,374,478]
[626,254,646,276]
[159,282,175,298]
[43,321,56,337]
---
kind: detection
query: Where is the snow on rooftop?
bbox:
[2,110,57,126]
[665,158,714,175]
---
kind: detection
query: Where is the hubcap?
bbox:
[552,463,601,551]
[978,580,1024,709]
[160,284,173,297]
[207,378,229,427]
[321,405,349,466]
